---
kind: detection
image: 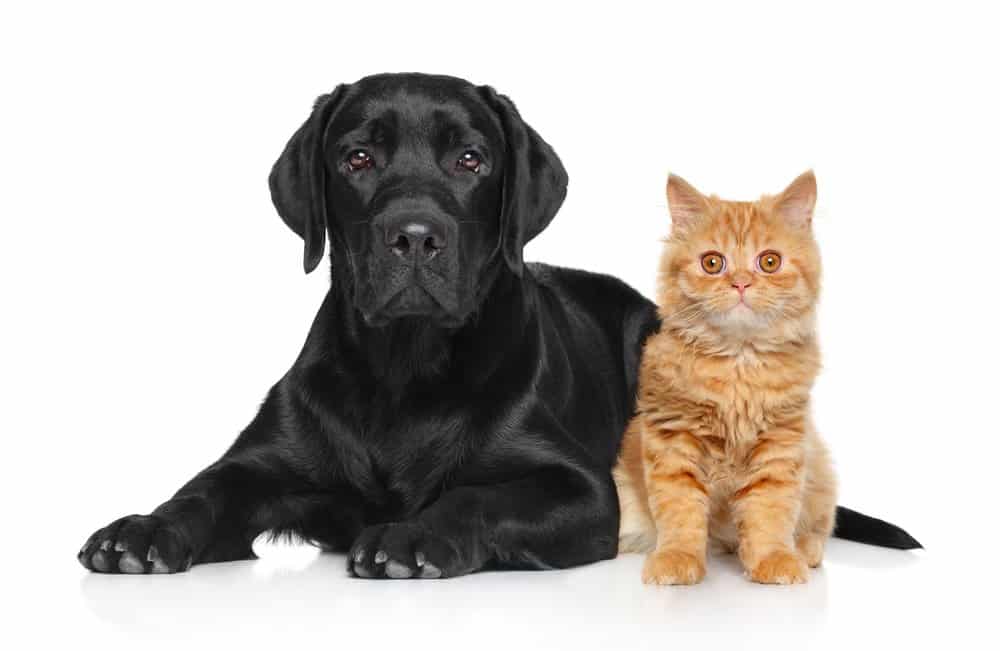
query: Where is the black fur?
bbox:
[78,73,917,578]
[834,507,922,550]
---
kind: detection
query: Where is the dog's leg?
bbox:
[77,386,322,575]
[77,447,302,574]
[347,464,618,579]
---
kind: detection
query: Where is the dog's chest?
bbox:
[348,403,471,515]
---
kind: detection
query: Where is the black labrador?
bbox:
[78,73,918,578]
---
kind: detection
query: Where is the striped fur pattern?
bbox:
[614,171,837,585]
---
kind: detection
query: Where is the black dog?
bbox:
[79,74,918,578]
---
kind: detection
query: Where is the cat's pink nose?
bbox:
[732,281,752,294]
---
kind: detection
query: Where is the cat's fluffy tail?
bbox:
[833,506,922,549]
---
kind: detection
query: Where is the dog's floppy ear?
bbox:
[269,86,347,273]
[479,87,568,275]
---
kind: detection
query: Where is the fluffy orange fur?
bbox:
[615,171,837,585]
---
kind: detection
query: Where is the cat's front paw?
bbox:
[796,534,826,568]
[747,549,809,584]
[642,549,706,585]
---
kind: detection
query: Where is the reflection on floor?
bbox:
[76,537,927,647]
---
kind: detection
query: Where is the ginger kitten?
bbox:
[615,171,836,585]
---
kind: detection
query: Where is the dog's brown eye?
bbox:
[758,251,782,273]
[347,149,374,171]
[457,151,481,173]
[701,252,725,274]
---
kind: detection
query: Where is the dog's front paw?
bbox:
[347,522,466,580]
[78,515,193,574]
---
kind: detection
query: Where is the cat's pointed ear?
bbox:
[775,170,817,228]
[666,174,708,228]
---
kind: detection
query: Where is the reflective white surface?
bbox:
[13,538,971,650]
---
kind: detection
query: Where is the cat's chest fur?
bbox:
[642,332,819,462]
[694,348,813,455]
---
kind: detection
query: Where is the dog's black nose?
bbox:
[386,221,447,260]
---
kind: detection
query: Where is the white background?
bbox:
[2,1,997,649]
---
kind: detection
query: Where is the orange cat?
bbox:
[615,171,836,585]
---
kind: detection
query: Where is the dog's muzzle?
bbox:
[363,211,462,324]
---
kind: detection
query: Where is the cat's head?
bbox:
[658,171,821,343]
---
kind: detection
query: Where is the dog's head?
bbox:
[269,73,567,327]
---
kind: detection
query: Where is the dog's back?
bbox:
[527,263,660,462]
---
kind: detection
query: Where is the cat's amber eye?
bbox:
[701,252,726,274]
[757,251,782,273]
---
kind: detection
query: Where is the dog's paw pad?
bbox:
[144,546,166,573]
[385,560,413,579]
[419,563,442,579]
[91,550,110,572]
[118,552,144,573]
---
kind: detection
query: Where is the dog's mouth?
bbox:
[362,285,466,328]
[357,232,468,328]
[384,285,440,314]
